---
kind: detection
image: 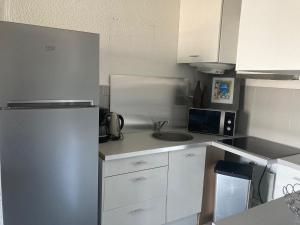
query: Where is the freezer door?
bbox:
[0,107,98,225]
[0,21,99,107]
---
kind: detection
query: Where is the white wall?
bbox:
[2,0,195,85]
[239,85,300,148]
[0,0,4,20]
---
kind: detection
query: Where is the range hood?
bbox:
[236,71,300,80]
[190,63,235,75]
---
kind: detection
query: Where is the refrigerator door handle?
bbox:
[6,100,95,109]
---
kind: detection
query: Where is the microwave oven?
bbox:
[188,108,236,136]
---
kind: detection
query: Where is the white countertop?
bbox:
[99,129,225,160]
[98,129,273,163]
[216,197,300,225]
[99,129,285,164]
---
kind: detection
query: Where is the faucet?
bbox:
[153,120,168,133]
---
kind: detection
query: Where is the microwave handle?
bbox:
[219,111,225,135]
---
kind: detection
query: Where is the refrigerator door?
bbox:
[0,21,99,107]
[214,174,251,222]
[0,107,98,225]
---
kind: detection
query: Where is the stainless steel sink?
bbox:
[152,131,194,142]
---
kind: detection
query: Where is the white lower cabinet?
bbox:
[167,147,207,223]
[274,164,300,199]
[102,198,166,225]
[100,147,207,225]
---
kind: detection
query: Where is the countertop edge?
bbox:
[99,141,212,160]
[99,140,270,163]
[211,142,269,164]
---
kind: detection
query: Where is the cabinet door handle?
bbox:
[131,177,147,182]
[132,161,147,166]
[185,153,196,158]
[129,208,145,215]
[189,55,199,58]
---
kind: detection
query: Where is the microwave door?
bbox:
[188,109,221,135]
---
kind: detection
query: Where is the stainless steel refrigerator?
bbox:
[0,22,99,225]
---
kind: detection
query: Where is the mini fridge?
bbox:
[213,161,253,222]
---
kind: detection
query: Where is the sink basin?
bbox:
[152,131,194,142]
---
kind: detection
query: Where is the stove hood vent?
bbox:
[236,71,300,80]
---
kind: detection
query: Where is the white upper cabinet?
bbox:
[177,0,242,74]
[236,0,300,75]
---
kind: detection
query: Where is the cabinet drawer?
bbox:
[103,153,168,177]
[102,198,166,225]
[274,164,300,199]
[104,166,168,211]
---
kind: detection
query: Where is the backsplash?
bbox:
[109,75,189,131]
[197,71,242,111]
[99,85,110,109]
[100,82,300,149]
[238,85,300,148]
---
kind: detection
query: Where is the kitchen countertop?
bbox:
[99,129,276,162]
[216,197,300,225]
[99,129,300,165]
[99,129,226,160]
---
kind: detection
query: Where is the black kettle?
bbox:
[99,107,110,143]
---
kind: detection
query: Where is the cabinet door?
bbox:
[218,0,242,64]
[167,147,207,223]
[177,0,223,63]
[274,164,300,199]
[237,0,300,72]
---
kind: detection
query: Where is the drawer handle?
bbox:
[132,161,147,166]
[131,177,147,182]
[189,55,199,58]
[185,153,196,158]
[129,208,145,215]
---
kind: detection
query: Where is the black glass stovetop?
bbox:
[219,137,300,159]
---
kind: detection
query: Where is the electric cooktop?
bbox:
[219,137,300,160]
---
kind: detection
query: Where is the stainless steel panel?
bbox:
[0,21,99,107]
[110,75,189,131]
[214,174,251,222]
[0,107,99,225]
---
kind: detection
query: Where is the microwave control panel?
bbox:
[223,112,236,136]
